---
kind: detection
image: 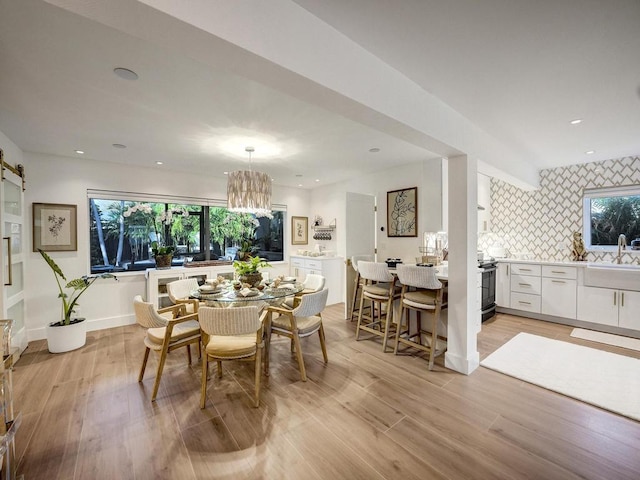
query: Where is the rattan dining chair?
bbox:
[349,255,374,321]
[198,305,265,408]
[356,261,402,352]
[167,278,200,313]
[267,288,329,381]
[282,273,325,309]
[394,264,446,370]
[133,295,201,401]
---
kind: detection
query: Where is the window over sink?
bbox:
[583,185,640,250]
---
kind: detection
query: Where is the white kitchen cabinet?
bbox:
[617,290,640,330]
[496,262,510,307]
[576,286,634,327]
[289,256,343,306]
[541,277,577,318]
[541,266,577,319]
[510,273,542,296]
[146,265,234,309]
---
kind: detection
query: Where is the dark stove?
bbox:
[478,259,497,322]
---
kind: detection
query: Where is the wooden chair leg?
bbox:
[292,331,307,381]
[349,273,361,321]
[151,343,171,402]
[355,293,367,340]
[394,304,405,354]
[200,355,209,409]
[186,344,192,365]
[318,323,328,363]
[428,306,442,371]
[216,361,223,378]
[254,346,262,408]
[138,347,150,382]
[381,297,394,352]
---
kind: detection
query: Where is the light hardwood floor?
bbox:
[13,306,640,479]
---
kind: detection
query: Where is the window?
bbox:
[583,185,640,249]
[88,192,284,273]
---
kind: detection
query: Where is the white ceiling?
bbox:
[1,0,639,190]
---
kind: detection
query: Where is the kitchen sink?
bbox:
[584,263,640,291]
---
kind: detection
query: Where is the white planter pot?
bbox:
[46,318,87,353]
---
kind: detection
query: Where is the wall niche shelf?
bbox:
[312,219,336,240]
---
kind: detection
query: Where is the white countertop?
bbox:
[496,258,589,267]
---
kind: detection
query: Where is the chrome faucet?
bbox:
[616,234,626,264]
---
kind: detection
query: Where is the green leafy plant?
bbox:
[233,256,271,275]
[38,249,118,326]
[151,241,175,257]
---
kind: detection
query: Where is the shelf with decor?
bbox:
[312,218,336,240]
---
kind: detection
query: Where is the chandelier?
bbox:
[227,146,273,218]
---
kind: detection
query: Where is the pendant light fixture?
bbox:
[227,146,273,218]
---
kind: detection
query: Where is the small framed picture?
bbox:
[387,187,417,237]
[291,216,308,245]
[33,203,77,251]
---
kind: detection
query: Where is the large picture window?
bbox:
[88,192,284,273]
[583,185,640,249]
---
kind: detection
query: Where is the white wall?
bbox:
[309,157,445,264]
[24,152,309,341]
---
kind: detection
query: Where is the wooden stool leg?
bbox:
[355,292,367,340]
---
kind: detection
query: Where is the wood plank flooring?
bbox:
[13,307,640,479]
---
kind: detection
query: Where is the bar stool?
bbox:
[356,261,401,352]
[394,264,446,370]
[349,255,373,321]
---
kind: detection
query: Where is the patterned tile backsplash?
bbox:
[479,155,640,263]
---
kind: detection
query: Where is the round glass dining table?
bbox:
[191,282,304,376]
[191,283,304,309]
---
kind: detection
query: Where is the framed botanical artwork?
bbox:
[32,203,77,251]
[387,187,417,237]
[291,216,308,245]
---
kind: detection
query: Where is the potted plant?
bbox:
[233,256,271,287]
[152,241,175,269]
[38,248,118,353]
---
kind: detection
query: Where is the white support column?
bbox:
[444,154,479,374]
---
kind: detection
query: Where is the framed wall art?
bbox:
[387,187,417,237]
[291,216,308,245]
[32,203,77,251]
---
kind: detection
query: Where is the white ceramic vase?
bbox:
[46,318,87,353]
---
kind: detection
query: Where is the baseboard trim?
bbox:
[27,314,136,342]
[445,351,480,375]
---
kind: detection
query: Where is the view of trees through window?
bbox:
[89,198,284,273]
[587,191,640,246]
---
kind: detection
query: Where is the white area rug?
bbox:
[481,333,640,421]
[570,328,640,352]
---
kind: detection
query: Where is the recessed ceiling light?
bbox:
[298,184,303,187]
[156,161,163,165]
[369,147,381,153]
[113,67,139,81]
[112,143,127,149]
[74,150,84,154]
[570,119,583,125]
[223,171,228,175]
[315,179,320,182]
[586,150,595,155]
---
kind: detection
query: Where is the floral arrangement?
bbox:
[123,203,189,257]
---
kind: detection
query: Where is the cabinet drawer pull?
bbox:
[621,292,624,307]
[519,283,531,287]
[551,280,565,284]
[519,268,532,272]
[613,291,617,306]
[518,301,531,305]
[506,265,509,275]
[551,270,566,274]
